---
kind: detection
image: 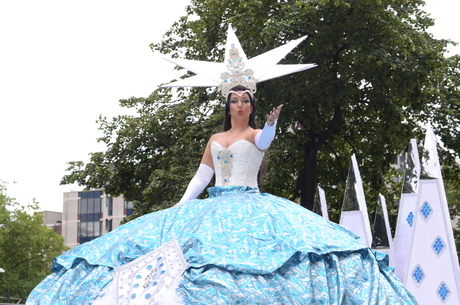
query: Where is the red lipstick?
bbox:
[237,110,243,114]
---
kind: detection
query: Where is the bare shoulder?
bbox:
[209,132,226,142]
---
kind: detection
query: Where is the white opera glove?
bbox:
[177,163,214,205]
[255,119,278,150]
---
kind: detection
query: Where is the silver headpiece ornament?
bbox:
[218,44,257,97]
[161,25,317,98]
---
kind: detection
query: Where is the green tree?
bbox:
[0,182,68,301]
[62,89,223,220]
[62,0,460,224]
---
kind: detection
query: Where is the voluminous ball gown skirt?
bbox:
[27,186,417,304]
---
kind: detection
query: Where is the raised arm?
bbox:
[176,139,215,206]
[254,105,283,150]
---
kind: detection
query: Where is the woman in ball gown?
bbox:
[26,85,417,305]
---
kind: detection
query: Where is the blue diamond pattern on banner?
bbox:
[432,236,445,255]
[437,282,450,301]
[406,212,414,227]
[420,201,432,220]
[412,265,425,285]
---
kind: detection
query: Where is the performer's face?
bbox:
[228,91,252,118]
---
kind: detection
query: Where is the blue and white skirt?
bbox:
[26,186,417,304]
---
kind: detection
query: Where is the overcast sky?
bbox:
[0,0,459,213]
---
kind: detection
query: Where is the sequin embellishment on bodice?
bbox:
[217,148,233,185]
[211,140,264,188]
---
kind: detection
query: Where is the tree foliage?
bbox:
[61,0,460,225]
[62,89,224,220]
[0,182,68,301]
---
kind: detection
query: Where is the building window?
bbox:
[124,201,134,216]
[107,195,113,216]
[78,191,103,244]
[106,219,113,233]
[78,221,102,244]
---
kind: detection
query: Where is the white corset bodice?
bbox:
[211,140,264,188]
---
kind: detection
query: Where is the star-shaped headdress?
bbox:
[162,25,317,97]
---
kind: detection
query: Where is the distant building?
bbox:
[41,210,63,235]
[62,190,133,249]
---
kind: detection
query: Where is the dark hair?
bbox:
[223,85,257,131]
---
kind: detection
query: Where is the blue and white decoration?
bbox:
[412,264,425,287]
[92,238,187,305]
[339,125,460,304]
[420,201,433,221]
[398,125,460,304]
[438,282,451,302]
[407,212,415,227]
[432,236,446,256]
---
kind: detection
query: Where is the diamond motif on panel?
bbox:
[420,201,432,221]
[406,212,414,227]
[412,264,425,286]
[432,236,445,256]
[437,282,450,302]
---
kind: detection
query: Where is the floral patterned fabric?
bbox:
[27,186,416,304]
